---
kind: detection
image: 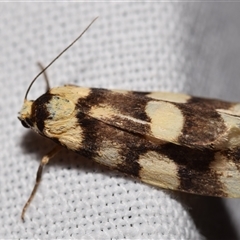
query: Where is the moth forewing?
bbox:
[76,88,240,150]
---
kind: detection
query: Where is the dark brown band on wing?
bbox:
[187,96,234,109]
[176,99,227,148]
[75,112,100,160]
[32,92,53,132]
[131,91,152,96]
[159,143,227,197]
[116,133,158,176]
[78,88,151,122]
[76,111,145,177]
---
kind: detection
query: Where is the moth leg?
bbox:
[37,62,50,91]
[21,145,61,221]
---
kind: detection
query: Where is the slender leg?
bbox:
[37,62,50,91]
[21,145,61,221]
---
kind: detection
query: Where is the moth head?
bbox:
[18,17,98,134]
[18,92,76,134]
[18,93,52,132]
[18,100,34,129]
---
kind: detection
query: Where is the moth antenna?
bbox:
[24,16,98,100]
[37,62,50,91]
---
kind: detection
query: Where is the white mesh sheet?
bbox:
[1,2,240,239]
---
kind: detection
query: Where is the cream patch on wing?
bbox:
[44,116,83,151]
[95,140,124,168]
[138,151,179,189]
[89,105,147,125]
[50,86,91,104]
[145,101,184,142]
[89,105,118,119]
[147,92,190,103]
[211,152,240,198]
[111,89,129,94]
[46,96,75,121]
[217,112,240,149]
[229,103,240,115]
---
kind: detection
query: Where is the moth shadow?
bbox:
[20,131,120,176]
[173,192,239,240]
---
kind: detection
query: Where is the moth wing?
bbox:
[138,144,240,198]
[80,88,240,149]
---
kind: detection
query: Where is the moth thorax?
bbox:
[46,95,75,121]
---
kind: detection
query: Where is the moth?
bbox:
[18,18,240,220]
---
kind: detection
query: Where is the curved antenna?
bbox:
[24,17,98,100]
[37,62,50,91]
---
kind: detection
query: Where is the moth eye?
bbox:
[25,118,33,127]
[19,117,33,128]
[20,120,30,128]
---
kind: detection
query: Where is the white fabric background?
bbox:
[1,2,240,239]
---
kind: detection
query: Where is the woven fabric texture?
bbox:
[1,3,240,239]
